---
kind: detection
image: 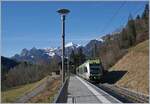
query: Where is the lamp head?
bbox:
[57,8,70,15]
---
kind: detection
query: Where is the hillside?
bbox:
[1,56,19,81]
[2,77,47,102]
[2,76,61,103]
[1,56,19,71]
[111,40,149,94]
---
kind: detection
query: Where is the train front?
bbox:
[89,61,103,82]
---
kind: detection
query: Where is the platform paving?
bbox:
[67,75,121,103]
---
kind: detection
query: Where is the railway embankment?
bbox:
[110,40,149,95]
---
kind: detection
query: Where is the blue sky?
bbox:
[2,1,148,57]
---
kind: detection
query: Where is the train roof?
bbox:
[77,59,101,69]
[86,59,100,64]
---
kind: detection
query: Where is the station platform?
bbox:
[67,75,121,103]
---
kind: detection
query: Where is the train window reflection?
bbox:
[90,68,100,74]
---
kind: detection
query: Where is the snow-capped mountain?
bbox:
[96,37,104,42]
[12,48,52,65]
[65,42,81,48]
[43,42,81,57]
[11,42,82,65]
[83,39,103,57]
[11,40,103,65]
[43,48,57,57]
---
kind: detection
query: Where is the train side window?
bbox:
[84,67,87,72]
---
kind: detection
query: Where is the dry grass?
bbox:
[27,77,61,103]
[1,77,48,103]
[111,40,149,95]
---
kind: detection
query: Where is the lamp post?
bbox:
[67,53,70,76]
[68,51,70,76]
[57,9,70,84]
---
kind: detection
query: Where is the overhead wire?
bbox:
[101,2,146,35]
[118,4,146,30]
[100,1,127,34]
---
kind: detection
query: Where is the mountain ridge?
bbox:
[11,39,103,64]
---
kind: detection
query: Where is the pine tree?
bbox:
[142,4,149,20]
[136,15,140,20]
[121,28,130,48]
[70,50,77,74]
[127,14,137,46]
[78,48,86,65]
[92,42,98,59]
[70,50,75,64]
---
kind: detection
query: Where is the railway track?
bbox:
[97,83,149,103]
[77,76,149,103]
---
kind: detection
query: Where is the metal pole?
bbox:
[61,15,65,83]
[57,8,70,85]
[94,41,96,59]
[68,52,70,76]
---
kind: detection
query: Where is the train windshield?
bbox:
[90,64,100,74]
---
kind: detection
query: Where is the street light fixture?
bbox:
[57,8,70,84]
[57,9,70,15]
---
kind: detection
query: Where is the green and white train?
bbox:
[76,59,104,81]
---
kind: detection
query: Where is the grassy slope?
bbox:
[27,78,61,103]
[1,77,47,103]
[111,40,149,94]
